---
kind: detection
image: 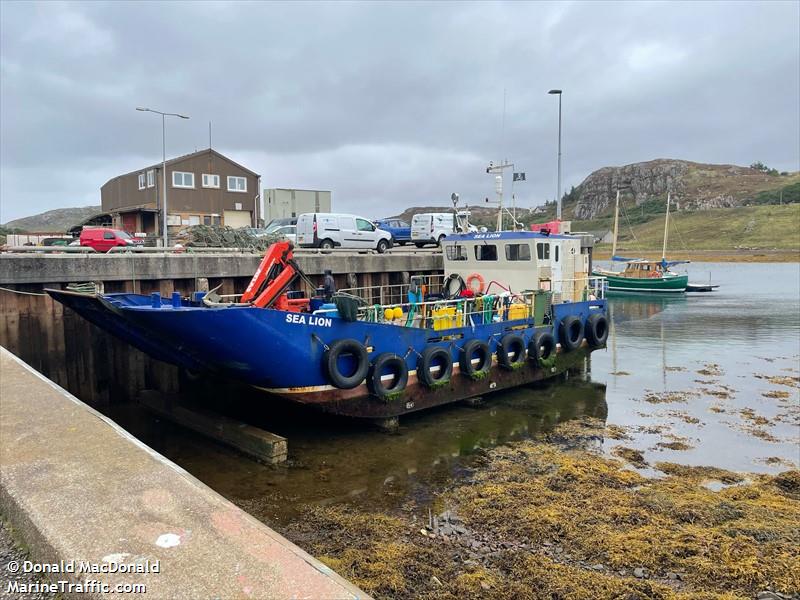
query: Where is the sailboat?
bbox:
[593,191,689,294]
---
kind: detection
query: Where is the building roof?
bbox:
[102,148,259,187]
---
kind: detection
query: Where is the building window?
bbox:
[474,244,498,261]
[146,169,155,188]
[172,171,194,188]
[227,176,247,193]
[505,243,531,261]
[188,215,201,225]
[138,173,146,190]
[202,174,220,188]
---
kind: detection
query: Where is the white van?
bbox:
[411,213,459,247]
[296,213,393,253]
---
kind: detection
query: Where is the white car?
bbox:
[272,224,296,244]
[296,213,392,253]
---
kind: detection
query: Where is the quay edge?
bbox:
[0,346,370,600]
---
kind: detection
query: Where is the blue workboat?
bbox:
[47,232,608,422]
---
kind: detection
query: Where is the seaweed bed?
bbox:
[282,418,800,600]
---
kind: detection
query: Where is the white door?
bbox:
[551,241,563,295]
[223,210,251,228]
[337,216,360,248]
[356,218,378,248]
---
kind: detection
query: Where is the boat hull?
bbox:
[46,289,606,419]
[594,271,688,294]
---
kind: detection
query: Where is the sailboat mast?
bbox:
[611,190,620,258]
[662,192,671,261]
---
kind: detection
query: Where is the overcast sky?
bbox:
[1,0,798,223]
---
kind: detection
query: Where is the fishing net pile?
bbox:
[172,225,280,250]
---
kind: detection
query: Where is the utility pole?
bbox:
[548,89,563,221]
[136,107,190,248]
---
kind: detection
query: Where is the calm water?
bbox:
[110,262,800,526]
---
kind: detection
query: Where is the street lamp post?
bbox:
[136,107,189,248]
[548,89,563,221]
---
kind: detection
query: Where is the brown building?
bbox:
[101,149,260,236]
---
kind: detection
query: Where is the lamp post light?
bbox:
[136,107,189,248]
[548,89,563,221]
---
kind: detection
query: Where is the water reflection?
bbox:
[110,371,607,524]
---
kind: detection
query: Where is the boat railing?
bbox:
[323,275,605,329]
[339,274,447,307]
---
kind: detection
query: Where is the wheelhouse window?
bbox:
[227,176,247,192]
[475,244,498,261]
[555,245,560,262]
[445,245,468,261]
[146,169,155,188]
[202,174,220,188]
[536,242,550,260]
[138,173,146,190]
[172,171,194,188]
[505,243,531,261]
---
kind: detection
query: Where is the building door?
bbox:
[121,212,138,233]
[223,210,252,228]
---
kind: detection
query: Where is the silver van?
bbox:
[296,213,393,253]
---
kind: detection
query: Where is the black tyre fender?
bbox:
[367,352,408,398]
[528,331,556,365]
[559,315,584,352]
[418,346,453,387]
[497,334,526,370]
[323,339,369,389]
[459,339,492,379]
[585,313,609,347]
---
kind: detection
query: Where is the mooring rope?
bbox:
[0,286,47,296]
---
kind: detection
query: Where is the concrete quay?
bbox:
[0,249,441,284]
[0,347,369,599]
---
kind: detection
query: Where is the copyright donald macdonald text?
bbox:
[6,559,153,594]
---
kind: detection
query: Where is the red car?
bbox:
[79,228,143,253]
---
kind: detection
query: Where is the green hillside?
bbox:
[584,204,800,253]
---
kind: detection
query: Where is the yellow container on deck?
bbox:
[508,303,528,321]
[432,306,457,330]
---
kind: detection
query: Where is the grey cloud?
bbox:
[1,0,798,222]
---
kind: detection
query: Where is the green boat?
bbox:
[592,191,689,294]
[594,261,688,294]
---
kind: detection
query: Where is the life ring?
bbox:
[649,270,661,278]
[585,313,609,347]
[459,339,492,380]
[323,339,369,389]
[418,346,453,387]
[465,273,485,294]
[559,316,584,352]
[497,334,526,370]
[367,352,408,399]
[528,331,556,366]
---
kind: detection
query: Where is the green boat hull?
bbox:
[593,271,688,294]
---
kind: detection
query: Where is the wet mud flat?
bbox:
[271,415,799,600]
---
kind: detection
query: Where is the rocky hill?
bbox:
[570,159,798,220]
[387,205,502,225]
[2,205,102,233]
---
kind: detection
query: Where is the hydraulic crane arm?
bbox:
[241,241,300,308]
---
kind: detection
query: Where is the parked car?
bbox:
[79,228,144,253]
[375,218,412,246]
[264,217,297,234]
[272,224,296,243]
[296,213,392,253]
